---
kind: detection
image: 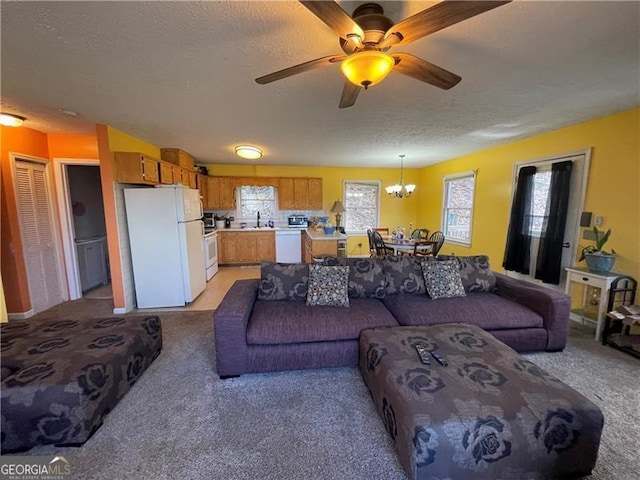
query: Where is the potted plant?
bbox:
[578,226,616,273]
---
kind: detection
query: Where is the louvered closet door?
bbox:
[15,160,65,314]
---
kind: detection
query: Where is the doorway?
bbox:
[54,159,111,300]
[505,149,591,289]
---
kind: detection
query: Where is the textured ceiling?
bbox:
[1,1,639,168]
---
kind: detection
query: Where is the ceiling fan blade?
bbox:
[338,81,361,109]
[393,53,461,90]
[385,0,511,46]
[255,54,345,84]
[299,1,365,40]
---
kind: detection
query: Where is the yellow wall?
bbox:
[417,107,640,280]
[106,126,160,158]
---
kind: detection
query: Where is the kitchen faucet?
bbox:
[256,211,261,228]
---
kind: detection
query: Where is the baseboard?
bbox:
[8,309,35,320]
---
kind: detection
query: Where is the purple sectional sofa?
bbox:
[213,256,570,377]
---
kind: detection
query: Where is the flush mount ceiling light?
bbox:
[0,113,26,127]
[386,154,416,198]
[340,50,395,89]
[234,145,263,160]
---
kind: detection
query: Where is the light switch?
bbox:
[594,215,603,227]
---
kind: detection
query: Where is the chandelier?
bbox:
[385,155,416,198]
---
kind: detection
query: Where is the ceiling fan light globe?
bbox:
[340,51,394,88]
[405,184,416,194]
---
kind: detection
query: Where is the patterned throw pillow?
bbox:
[422,259,466,299]
[383,256,426,295]
[306,265,350,307]
[258,262,309,301]
[437,255,497,293]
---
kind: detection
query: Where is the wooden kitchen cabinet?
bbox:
[160,161,183,185]
[160,148,195,169]
[307,178,323,210]
[302,230,338,263]
[114,152,160,185]
[180,168,197,189]
[256,234,275,260]
[278,177,323,210]
[217,231,275,264]
[197,174,208,206]
[206,176,236,209]
[218,232,237,263]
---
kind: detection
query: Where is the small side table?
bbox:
[564,267,621,341]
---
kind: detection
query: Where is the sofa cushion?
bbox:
[383,255,426,295]
[306,265,350,307]
[258,262,308,301]
[422,259,466,299]
[321,257,387,299]
[382,293,544,330]
[247,298,398,345]
[438,254,497,293]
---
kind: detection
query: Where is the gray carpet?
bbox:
[18,304,640,479]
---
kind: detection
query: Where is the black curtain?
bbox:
[503,166,537,273]
[535,160,573,284]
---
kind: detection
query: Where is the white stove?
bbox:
[203,229,218,281]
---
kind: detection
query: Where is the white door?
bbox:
[14,159,66,314]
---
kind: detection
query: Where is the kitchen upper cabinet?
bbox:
[160,148,195,169]
[114,152,160,185]
[307,178,323,210]
[180,168,197,189]
[278,178,323,210]
[218,231,275,264]
[207,177,236,209]
[278,178,295,210]
[159,161,183,185]
[197,174,208,207]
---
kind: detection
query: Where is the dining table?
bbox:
[381,236,436,256]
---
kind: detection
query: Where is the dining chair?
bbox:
[366,229,376,257]
[373,227,389,235]
[372,230,394,257]
[428,231,446,256]
[410,228,430,240]
[411,240,437,257]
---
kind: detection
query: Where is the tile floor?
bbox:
[130,266,260,314]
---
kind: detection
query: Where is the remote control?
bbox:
[431,352,448,367]
[415,345,431,365]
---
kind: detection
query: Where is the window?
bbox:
[238,186,276,220]
[529,169,551,236]
[344,181,379,233]
[442,172,476,245]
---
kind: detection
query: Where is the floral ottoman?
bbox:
[359,323,603,480]
[1,315,162,453]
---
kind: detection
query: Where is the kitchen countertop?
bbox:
[304,228,348,241]
[215,227,280,232]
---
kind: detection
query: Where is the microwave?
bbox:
[288,215,309,228]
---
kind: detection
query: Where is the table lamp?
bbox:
[330,200,346,232]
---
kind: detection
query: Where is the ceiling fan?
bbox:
[256,0,511,108]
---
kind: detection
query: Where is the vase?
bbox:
[584,253,616,273]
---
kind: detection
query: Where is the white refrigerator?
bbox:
[124,185,206,308]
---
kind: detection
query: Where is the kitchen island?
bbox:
[302,228,348,263]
